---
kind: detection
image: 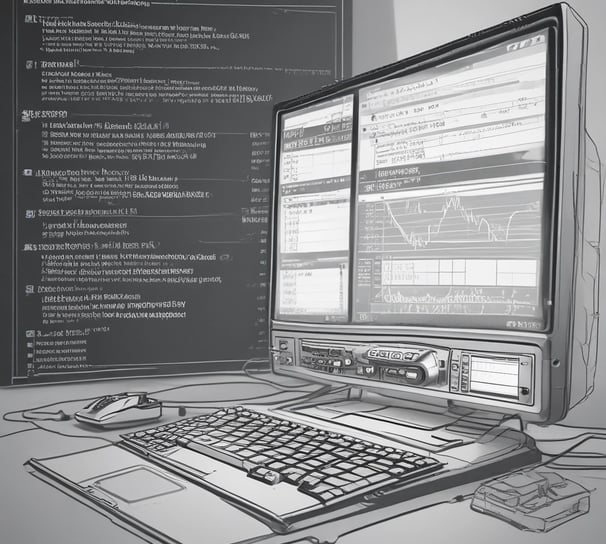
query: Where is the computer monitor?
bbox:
[269,3,601,424]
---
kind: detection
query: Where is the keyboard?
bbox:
[122,406,444,503]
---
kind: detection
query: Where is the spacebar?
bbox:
[175,438,246,470]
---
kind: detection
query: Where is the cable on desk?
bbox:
[534,435,606,470]
[0,364,323,428]
[161,384,351,414]
[1,396,100,438]
[21,410,71,421]
[0,373,342,441]
[551,422,606,433]
[533,431,606,443]
[0,427,37,439]
[28,421,116,445]
[150,378,320,398]
[2,394,101,424]
[0,418,115,444]
[158,387,317,405]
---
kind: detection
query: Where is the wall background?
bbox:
[352,0,397,74]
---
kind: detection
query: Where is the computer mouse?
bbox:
[75,392,162,428]
[470,468,590,532]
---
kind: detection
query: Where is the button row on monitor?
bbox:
[367,349,419,361]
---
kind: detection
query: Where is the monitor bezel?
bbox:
[268,3,590,424]
[270,9,563,334]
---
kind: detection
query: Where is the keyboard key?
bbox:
[340,471,363,482]
[388,466,407,476]
[298,481,333,499]
[331,448,357,459]
[248,454,272,465]
[316,453,338,463]
[299,475,323,488]
[334,461,356,471]
[352,467,376,478]
[373,458,394,468]
[237,449,257,459]
[324,476,349,487]
[282,467,306,484]
[367,472,393,484]
[341,480,369,493]
[267,461,288,471]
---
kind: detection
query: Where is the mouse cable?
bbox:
[150,377,321,397]
[548,451,606,459]
[27,421,116,445]
[534,435,606,470]
[0,419,115,444]
[160,384,351,413]
[1,374,320,427]
[148,360,323,395]
[0,395,143,425]
[541,449,606,470]
[21,410,71,421]
[532,431,606,443]
[0,427,37,440]
[0,389,336,442]
[159,391,317,410]
[2,386,308,425]
[2,394,103,425]
[545,462,606,471]
[156,386,319,405]
[550,422,606,433]
[161,400,319,412]
[4,409,71,423]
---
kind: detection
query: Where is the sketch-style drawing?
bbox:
[470,469,591,532]
[2,3,604,544]
[74,393,163,428]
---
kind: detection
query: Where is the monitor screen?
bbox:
[275,95,354,322]
[275,30,549,331]
[354,30,548,330]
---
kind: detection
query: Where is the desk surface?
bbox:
[1,372,605,544]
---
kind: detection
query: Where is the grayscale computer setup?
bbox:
[17,3,604,543]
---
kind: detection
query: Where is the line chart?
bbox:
[358,182,543,257]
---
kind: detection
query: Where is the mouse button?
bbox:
[500,472,537,492]
[92,396,117,410]
[540,471,565,487]
[115,396,140,410]
[83,398,100,410]
[488,488,520,507]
